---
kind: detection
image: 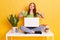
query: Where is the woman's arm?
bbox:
[38,11,44,18]
[18,10,25,18]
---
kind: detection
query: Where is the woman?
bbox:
[19,2,44,18]
[19,2,47,34]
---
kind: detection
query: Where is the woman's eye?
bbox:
[33,6,34,7]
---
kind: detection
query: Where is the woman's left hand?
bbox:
[38,11,44,18]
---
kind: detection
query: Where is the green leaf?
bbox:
[7,14,19,27]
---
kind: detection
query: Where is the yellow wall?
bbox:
[0,0,60,40]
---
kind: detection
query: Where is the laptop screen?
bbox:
[24,18,39,27]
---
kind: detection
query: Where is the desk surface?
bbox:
[6,30,54,36]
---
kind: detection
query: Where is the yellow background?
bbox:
[0,0,60,40]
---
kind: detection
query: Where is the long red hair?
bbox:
[28,3,36,17]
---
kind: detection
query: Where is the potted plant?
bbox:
[7,14,19,33]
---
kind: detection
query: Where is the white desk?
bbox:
[6,30,54,40]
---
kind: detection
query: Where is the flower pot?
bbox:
[12,27,18,33]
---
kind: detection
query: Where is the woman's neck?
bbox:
[30,10,33,14]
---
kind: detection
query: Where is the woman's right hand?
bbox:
[19,13,23,18]
[18,10,24,18]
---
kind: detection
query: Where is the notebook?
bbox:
[24,17,39,27]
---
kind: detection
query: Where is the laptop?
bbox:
[24,17,39,27]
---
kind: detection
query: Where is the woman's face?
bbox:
[29,3,34,10]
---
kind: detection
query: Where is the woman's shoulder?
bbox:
[36,11,42,15]
[21,10,27,13]
[23,10,28,13]
[22,10,28,17]
[23,11,28,14]
[36,12,40,15]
